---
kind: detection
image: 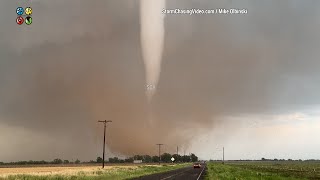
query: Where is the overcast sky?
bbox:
[0,0,320,162]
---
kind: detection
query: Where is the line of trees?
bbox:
[0,153,198,165]
[0,159,81,165]
[209,158,320,162]
[107,153,198,163]
[261,158,317,162]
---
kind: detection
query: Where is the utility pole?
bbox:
[156,144,163,165]
[98,120,112,168]
[176,146,178,163]
[223,147,225,164]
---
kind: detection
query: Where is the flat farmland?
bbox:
[0,164,125,177]
[206,161,320,180]
[0,163,190,180]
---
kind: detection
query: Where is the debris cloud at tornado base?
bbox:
[0,0,320,161]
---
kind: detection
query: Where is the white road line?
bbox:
[160,168,190,180]
[196,166,206,180]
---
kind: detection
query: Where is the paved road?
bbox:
[132,164,206,180]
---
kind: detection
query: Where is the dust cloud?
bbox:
[0,0,320,161]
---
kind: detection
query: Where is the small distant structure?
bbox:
[133,160,142,164]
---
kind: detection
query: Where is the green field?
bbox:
[206,161,320,180]
[0,163,190,180]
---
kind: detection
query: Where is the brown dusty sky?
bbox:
[0,0,320,161]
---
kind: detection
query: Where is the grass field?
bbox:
[0,163,190,180]
[206,161,320,180]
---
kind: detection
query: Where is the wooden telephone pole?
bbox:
[156,144,163,165]
[98,120,112,168]
[223,147,225,164]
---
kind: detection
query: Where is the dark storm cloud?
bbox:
[155,0,320,116]
[0,0,320,161]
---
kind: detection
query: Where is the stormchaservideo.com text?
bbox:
[162,8,248,15]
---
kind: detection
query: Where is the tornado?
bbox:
[140,0,166,101]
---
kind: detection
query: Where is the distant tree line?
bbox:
[0,153,198,165]
[107,153,198,163]
[208,158,320,162]
[261,158,320,162]
[0,159,82,165]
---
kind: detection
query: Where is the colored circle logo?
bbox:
[25,16,32,25]
[16,7,24,15]
[25,7,32,15]
[16,16,24,25]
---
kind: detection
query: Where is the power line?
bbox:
[98,120,112,168]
